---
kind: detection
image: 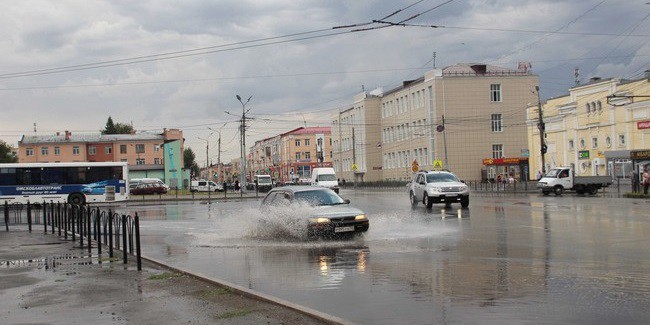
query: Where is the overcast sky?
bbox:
[1,0,648,164]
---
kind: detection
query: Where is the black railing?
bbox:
[2,201,142,271]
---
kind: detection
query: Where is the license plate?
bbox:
[335,226,355,233]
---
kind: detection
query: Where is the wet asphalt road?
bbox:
[116,190,650,325]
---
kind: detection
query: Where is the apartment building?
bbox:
[527,73,650,178]
[247,127,332,183]
[18,128,188,187]
[333,91,382,183]
[333,63,539,182]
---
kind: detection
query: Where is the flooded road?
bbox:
[117,190,650,324]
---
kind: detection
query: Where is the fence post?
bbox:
[71,205,76,241]
[86,207,92,253]
[27,201,32,232]
[135,213,142,271]
[57,203,61,237]
[79,207,84,249]
[4,201,8,231]
[108,213,114,258]
[50,201,55,234]
[97,211,102,256]
[122,215,128,264]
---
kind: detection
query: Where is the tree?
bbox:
[102,116,134,135]
[184,147,200,178]
[0,140,18,163]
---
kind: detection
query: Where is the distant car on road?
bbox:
[408,170,470,208]
[261,186,369,238]
[130,182,168,195]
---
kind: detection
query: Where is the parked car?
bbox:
[261,186,369,238]
[408,170,470,208]
[130,182,167,195]
[190,180,223,192]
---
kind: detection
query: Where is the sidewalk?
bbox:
[0,229,342,325]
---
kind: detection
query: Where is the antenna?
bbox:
[574,67,580,86]
[433,51,437,69]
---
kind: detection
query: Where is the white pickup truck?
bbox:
[537,167,612,196]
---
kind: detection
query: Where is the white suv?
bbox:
[408,171,470,208]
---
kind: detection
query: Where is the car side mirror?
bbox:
[419,180,425,185]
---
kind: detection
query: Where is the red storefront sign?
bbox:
[482,157,528,165]
[638,120,650,130]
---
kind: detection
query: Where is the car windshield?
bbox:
[257,177,272,184]
[318,174,337,181]
[294,189,345,206]
[426,173,459,183]
[545,169,560,178]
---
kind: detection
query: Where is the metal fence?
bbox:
[3,201,142,271]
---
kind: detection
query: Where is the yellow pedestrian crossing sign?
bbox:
[433,160,443,170]
[351,164,358,172]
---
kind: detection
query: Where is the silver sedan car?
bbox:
[261,186,369,238]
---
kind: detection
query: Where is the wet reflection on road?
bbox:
[116,191,650,324]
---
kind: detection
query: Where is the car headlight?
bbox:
[429,187,441,193]
[309,217,331,223]
[354,214,367,220]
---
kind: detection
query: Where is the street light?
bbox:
[236,94,252,193]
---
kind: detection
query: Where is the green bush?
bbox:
[623,192,650,199]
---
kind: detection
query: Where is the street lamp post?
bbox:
[236,94,252,193]
[208,123,227,183]
[197,133,213,179]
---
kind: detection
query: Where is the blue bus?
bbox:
[0,162,129,204]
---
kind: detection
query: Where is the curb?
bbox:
[141,255,356,325]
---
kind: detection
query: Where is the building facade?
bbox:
[333,63,539,182]
[527,74,650,179]
[18,128,189,187]
[246,127,333,183]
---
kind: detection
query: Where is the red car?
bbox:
[130,183,167,195]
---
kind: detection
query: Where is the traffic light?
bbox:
[541,144,548,154]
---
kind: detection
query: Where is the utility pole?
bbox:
[352,127,356,188]
[217,135,221,182]
[197,133,212,179]
[536,86,547,174]
[236,95,253,193]
[442,114,448,168]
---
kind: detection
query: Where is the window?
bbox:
[305,139,310,146]
[154,144,160,152]
[568,140,574,151]
[89,146,96,155]
[304,152,311,159]
[592,137,598,149]
[135,144,145,153]
[41,147,49,156]
[597,101,602,113]
[295,152,301,160]
[492,144,504,159]
[121,159,127,162]
[490,84,502,102]
[154,158,160,164]
[580,138,585,149]
[618,134,626,146]
[26,148,34,156]
[605,136,611,148]
[54,147,60,156]
[120,145,127,154]
[295,140,301,147]
[136,158,145,165]
[491,114,503,132]
[105,146,112,154]
[586,103,591,114]
[73,146,80,155]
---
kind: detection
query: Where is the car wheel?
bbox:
[410,192,418,207]
[553,186,564,196]
[542,190,550,196]
[460,196,469,208]
[588,186,598,195]
[424,194,433,209]
[68,193,85,205]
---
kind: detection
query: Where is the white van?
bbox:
[254,174,273,192]
[190,180,223,192]
[310,167,339,193]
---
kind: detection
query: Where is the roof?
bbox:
[442,63,529,76]
[286,127,331,135]
[20,132,165,144]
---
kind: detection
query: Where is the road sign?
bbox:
[433,160,443,169]
[351,164,358,172]
[411,160,419,172]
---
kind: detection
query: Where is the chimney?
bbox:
[65,130,71,140]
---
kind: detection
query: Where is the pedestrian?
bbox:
[643,165,650,195]
[536,170,543,180]
[223,181,227,193]
[234,180,240,192]
[496,174,502,184]
[508,174,515,184]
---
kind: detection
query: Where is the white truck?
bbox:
[537,167,612,196]
[190,179,223,192]
[310,167,339,193]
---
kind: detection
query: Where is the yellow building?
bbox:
[527,74,650,179]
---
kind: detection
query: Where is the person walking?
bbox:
[643,165,650,195]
